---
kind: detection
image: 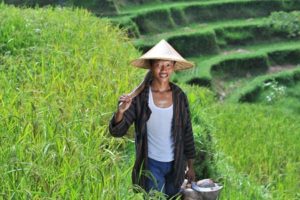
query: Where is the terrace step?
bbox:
[118,0,243,14]
[226,67,300,103]
[111,0,300,37]
[135,17,300,59]
[173,41,300,84]
[134,18,266,54]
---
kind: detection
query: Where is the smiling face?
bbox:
[150,59,175,83]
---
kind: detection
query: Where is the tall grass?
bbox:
[209,103,300,199]
[1,2,299,200]
[0,4,146,199]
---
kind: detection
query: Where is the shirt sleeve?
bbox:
[182,93,196,159]
[108,97,136,137]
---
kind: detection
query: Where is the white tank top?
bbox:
[146,87,174,162]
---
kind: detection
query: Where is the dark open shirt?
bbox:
[109,81,196,189]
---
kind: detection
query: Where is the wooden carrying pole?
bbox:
[119,70,152,107]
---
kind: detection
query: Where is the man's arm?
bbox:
[108,96,136,137]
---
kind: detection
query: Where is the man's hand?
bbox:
[186,167,196,183]
[186,159,195,182]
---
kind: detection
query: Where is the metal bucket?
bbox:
[181,179,223,200]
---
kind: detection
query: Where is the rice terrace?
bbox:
[0,0,299,199]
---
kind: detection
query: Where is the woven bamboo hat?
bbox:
[131,39,195,71]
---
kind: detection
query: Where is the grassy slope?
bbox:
[182,76,300,199]
[210,103,300,200]
[0,4,147,199]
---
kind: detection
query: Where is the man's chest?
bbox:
[151,92,173,108]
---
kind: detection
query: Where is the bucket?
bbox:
[181,179,223,200]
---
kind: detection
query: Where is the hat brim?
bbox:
[130,58,195,71]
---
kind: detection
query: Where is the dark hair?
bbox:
[149,59,155,67]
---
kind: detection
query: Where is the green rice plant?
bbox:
[0,3,150,199]
[208,103,300,199]
[111,16,141,38]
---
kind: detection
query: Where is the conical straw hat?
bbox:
[131,39,194,71]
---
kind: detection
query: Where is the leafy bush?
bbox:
[267,11,300,38]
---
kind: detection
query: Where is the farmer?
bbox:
[109,39,196,198]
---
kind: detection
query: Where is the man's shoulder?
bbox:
[171,82,186,97]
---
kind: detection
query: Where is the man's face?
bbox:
[150,60,175,82]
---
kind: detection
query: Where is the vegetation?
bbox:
[210,103,300,199]
[267,11,300,38]
[110,1,300,199]
[0,4,144,199]
[113,0,300,37]
[2,0,117,15]
[1,0,300,199]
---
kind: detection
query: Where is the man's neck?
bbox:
[150,80,171,93]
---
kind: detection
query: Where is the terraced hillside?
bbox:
[1,1,299,199]
[108,0,300,199]
[111,0,300,97]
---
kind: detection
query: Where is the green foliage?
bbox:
[170,7,187,26]
[132,8,176,34]
[228,67,300,104]
[186,77,212,88]
[210,103,300,199]
[268,48,300,65]
[134,19,299,58]
[168,31,220,57]
[214,22,290,48]
[179,84,217,180]
[2,1,300,199]
[117,0,300,36]
[0,4,146,198]
[260,80,286,104]
[267,11,300,38]
[211,54,269,78]
[3,0,118,15]
[72,0,117,16]
[111,17,141,38]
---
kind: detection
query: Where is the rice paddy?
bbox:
[1,0,300,199]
